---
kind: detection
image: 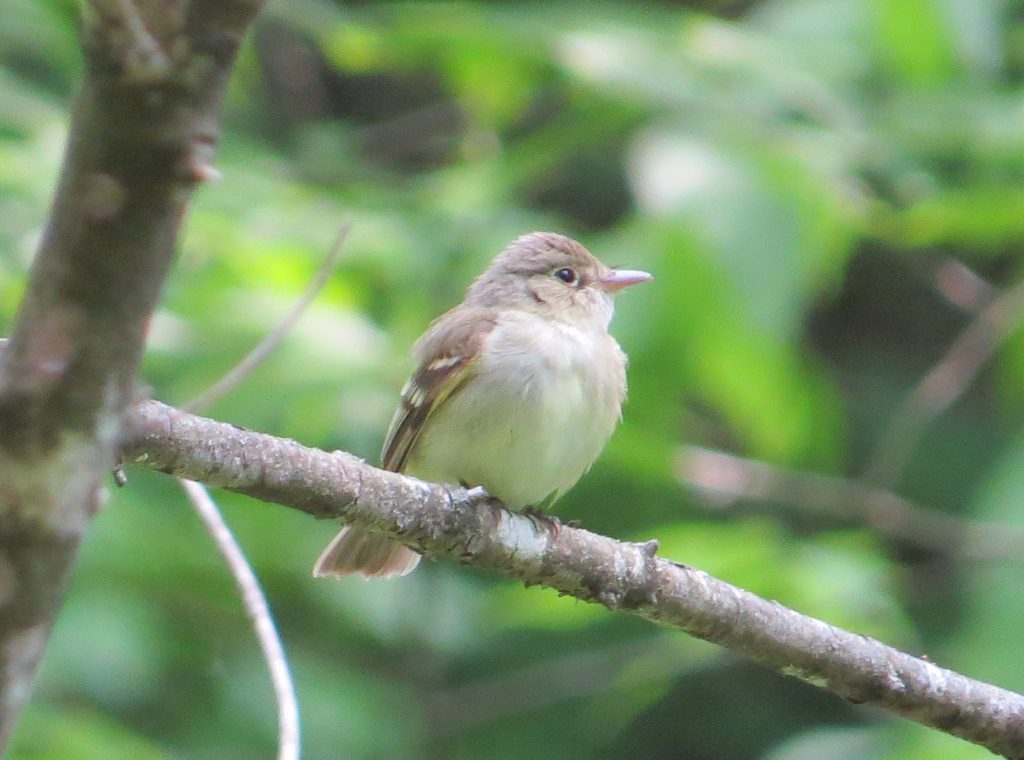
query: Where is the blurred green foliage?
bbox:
[2,0,1023,758]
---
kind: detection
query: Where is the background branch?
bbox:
[678,445,1024,560]
[123,399,1024,758]
[0,0,264,747]
[426,637,718,735]
[864,278,1024,489]
[679,271,1024,567]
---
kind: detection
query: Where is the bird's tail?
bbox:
[312,527,421,579]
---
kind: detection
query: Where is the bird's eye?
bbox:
[553,267,577,284]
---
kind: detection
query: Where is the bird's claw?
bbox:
[463,485,489,500]
[522,505,563,535]
[635,539,660,557]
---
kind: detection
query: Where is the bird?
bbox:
[313,231,651,578]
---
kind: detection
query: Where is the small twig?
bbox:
[678,445,1024,560]
[174,223,348,755]
[932,257,995,313]
[863,278,1024,489]
[183,221,351,413]
[178,478,300,760]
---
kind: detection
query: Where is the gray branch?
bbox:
[124,399,1024,759]
[0,0,265,748]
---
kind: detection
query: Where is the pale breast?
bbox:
[406,313,626,507]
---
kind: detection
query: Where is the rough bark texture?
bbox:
[125,399,1024,759]
[0,1,264,748]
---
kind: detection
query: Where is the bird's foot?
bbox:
[462,484,490,501]
[634,538,660,557]
[522,505,563,535]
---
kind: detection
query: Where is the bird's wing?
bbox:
[381,306,499,473]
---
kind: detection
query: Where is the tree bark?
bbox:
[0,0,265,748]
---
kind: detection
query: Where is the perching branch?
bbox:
[123,399,1024,759]
[0,0,265,748]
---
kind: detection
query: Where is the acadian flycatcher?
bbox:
[314,231,651,578]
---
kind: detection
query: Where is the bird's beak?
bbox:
[599,269,653,293]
